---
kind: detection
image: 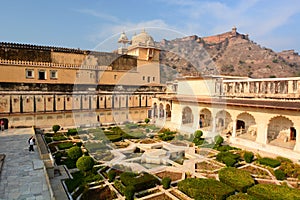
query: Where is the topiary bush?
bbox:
[216,152,240,167]
[144,118,150,124]
[247,184,300,199]
[214,135,224,147]
[68,146,83,160]
[257,157,281,168]
[244,151,254,163]
[193,130,205,146]
[108,170,117,182]
[162,177,171,189]
[52,125,61,133]
[124,185,135,200]
[67,128,78,136]
[76,156,94,174]
[274,169,286,180]
[219,167,255,193]
[178,178,235,200]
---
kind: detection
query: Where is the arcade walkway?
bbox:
[0,128,52,200]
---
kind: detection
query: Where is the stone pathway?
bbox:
[0,128,51,200]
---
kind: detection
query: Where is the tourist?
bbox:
[28,136,35,152]
[0,120,4,131]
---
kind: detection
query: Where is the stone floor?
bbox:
[0,128,51,200]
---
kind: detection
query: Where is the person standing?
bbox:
[28,136,35,152]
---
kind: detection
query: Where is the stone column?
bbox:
[288,80,293,94]
[293,126,300,152]
[256,122,268,144]
[232,119,237,138]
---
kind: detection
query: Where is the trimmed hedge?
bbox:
[244,151,254,163]
[247,184,300,199]
[120,172,160,192]
[257,157,281,168]
[178,178,235,200]
[226,193,258,200]
[219,167,255,192]
[76,156,94,173]
[162,177,171,189]
[216,152,240,167]
[274,169,286,180]
[57,142,74,150]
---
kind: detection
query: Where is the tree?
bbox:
[76,156,94,174]
[162,177,171,189]
[52,125,60,133]
[67,146,83,160]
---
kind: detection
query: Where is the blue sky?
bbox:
[1,0,300,52]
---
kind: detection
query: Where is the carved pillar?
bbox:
[232,119,237,138]
[256,122,268,144]
[288,80,294,94]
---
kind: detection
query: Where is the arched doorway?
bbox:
[267,116,295,149]
[182,107,193,125]
[166,104,171,119]
[199,108,212,129]
[0,118,9,130]
[159,103,164,118]
[216,110,232,133]
[236,112,256,141]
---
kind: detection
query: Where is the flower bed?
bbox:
[239,165,271,179]
[80,185,117,200]
[155,171,183,182]
[195,161,222,171]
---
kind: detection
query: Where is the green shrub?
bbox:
[244,151,254,163]
[162,177,171,189]
[144,118,150,124]
[68,146,83,160]
[217,145,238,152]
[67,128,78,136]
[76,156,94,173]
[226,193,257,200]
[216,152,240,167]
[247,184,300,199]
[223,157,237,167]
[57,142,74,150]
[108,170,117,182]
[124,185,135,200]
[257,157,281,168]
[214,135,224,147]
[219,167,255,192]
[114,180,125,195]
[52,125,61,133]
[274,169,286,180]
[53,135,68,141]
[44,136,52,143]
[62,157,77,169]
[178,178,235,200]
[120,172,160,192]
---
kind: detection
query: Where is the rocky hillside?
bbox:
[158,28,300,82]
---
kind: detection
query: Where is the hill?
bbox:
[159,27,300,82]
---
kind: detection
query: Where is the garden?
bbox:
[42,124,300,200]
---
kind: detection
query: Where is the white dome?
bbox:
[131,30,154,46]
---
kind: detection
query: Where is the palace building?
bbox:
[0,30,162,128]
[152,76,300,160]
[1,29,300,160]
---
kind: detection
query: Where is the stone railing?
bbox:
[222,77,300,98]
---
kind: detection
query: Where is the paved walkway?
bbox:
[0,128,51,200]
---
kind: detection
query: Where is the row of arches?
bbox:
[153,103,297,150]
[153,103,171,119]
